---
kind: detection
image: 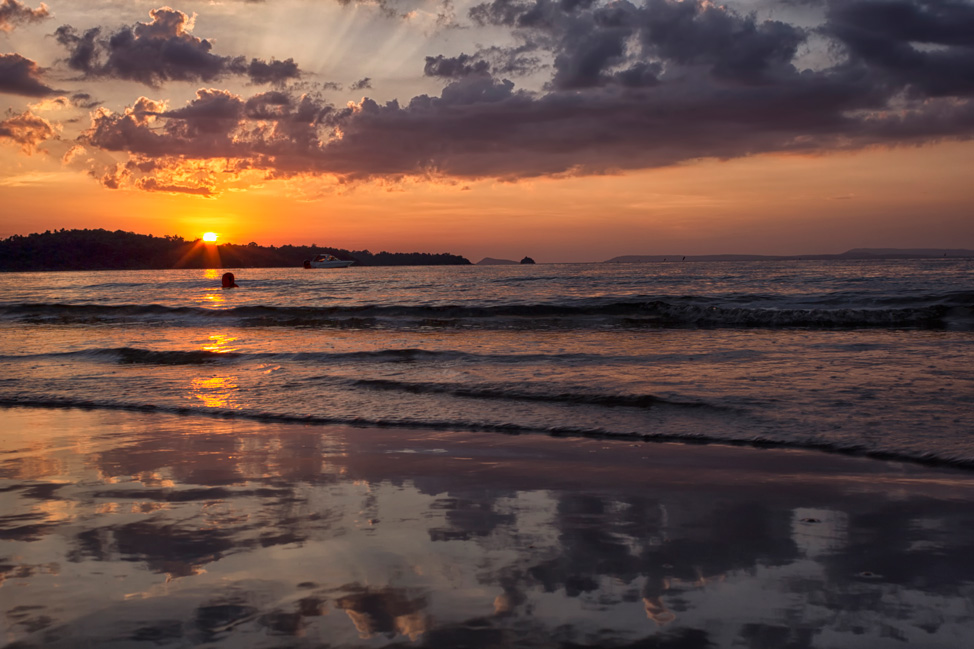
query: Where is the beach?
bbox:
[4,0,974,643]
[3,406,974,648]
[2,261,973,646]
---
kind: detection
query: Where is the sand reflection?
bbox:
[336,588,430,640]
[4,407,974,648]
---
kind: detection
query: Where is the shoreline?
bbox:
[4,400,974,472]
[3,406,974,647]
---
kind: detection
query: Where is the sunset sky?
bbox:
[1,0,972,262]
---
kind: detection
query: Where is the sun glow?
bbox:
[202,232,218,242]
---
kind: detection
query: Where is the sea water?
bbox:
[1,259,973,466]
[3,259,974,648]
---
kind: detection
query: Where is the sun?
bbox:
[202,232,218,243]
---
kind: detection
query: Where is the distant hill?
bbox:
[0,229,471,271]
[840,248,974,258]
[476,257,520,265]
[605,249,974,263]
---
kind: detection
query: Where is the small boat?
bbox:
[304,254,354,268]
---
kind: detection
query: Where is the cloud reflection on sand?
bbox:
[2,407,974,648]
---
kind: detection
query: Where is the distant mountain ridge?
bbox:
[605,249,974,263]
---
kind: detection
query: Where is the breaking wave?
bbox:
[350,378,720,410]
[0,347,612,366]
[2,294,971,330]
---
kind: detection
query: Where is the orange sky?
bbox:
[1,1,973,262]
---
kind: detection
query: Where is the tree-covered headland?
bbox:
[0,229,471,271]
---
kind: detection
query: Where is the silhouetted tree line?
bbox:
[0,229,471,271]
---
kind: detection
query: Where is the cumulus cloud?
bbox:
[246,57,301,85]
[0,53,59,97]
[470,0,808,88]
[58,0,974,194]
[54,7,301,87]
[0,0,48,32]
[0,109,57,153]
[28,95,70,111]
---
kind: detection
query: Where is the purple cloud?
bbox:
[0,0,48,32]
[825,0,974,97]
[0,53,58,97]
[61,0,974,194]
[0,109,57,152]
[55,7,301,87]
[424,54,492,78]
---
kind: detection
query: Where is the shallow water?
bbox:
[2,408,974,648]
[1,260,973,466]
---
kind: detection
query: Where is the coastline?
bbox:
[3,406,974,648]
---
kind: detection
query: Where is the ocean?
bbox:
[3,260,974,648]
[2,259,973,466]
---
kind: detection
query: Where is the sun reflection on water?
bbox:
[199,269,229,307]
[190,376,240,409]
[201,333,239,354]
[201,291,226,306]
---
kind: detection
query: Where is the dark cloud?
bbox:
[825,0,974,97]
[336,0,459,25]
[350,77,372,90]
[425,53,491,78]
[71,92,100,109]
[136,177,216,196]
[244,90,292,119]
[84,91,245,160]
[53,25,99,73]
[0,53,58,97]
[425,47,542,79]
[0,109,57,152]
[481,45,545,76]
[639,0,807,83]
[0,0,48,32]
[68,0,974,194]
[549,6,633,89]
[471,0,807,88]
[245,58,300,85]
[54,7,302,87]
[469,0,532,27]
[161,88,245,122]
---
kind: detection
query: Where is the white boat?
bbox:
[304,254,354,268]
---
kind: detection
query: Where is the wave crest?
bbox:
[2,297,971,331]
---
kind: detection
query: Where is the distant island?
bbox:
[0,229,471,272]
[476,257,521,265]
[475,256,538,265]
[605,248,974,263]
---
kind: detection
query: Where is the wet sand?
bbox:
[2,406,974,648]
